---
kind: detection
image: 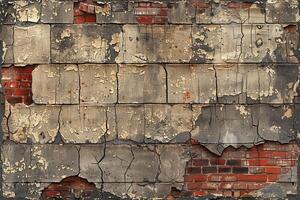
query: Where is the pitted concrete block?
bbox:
[195,1,265,24]
[241,24,287,63]
[118,64,166,103]
[256,105,296,143]
[168,1,195,24]
[192,104,297,155]
[2,144,79,182]
[127,145,159,182]
[14,25,50,64]
[266,0,300,23]
[41,0,73,23]
[119,25,192,63]
[2,182,48,199]
[79,64,118,104]
[80,144,132,182]
[157,145,190,182]
[32,64,79,104]
[15,0,41,23]
[0,25,13,64]
[192,25,242,63]
[60,105,116,143]
[7,104,60,143]
[51,24,121,63]
[167,64,216,103]
[215,64,299,104]
[116,104,145,142]
[192,105,260,155]
[145,104,192,143]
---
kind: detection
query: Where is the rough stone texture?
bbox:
[4,104,60,143]
[118,64,166,103]
[2,144,79,182]
[192,105,298,155]
[1,0,300,199]
[0,25,13,64]
[60,105,116,143]
[167,64,216,103]
[79,64,118,104]
[116,104,145,142]
[32,64,79,104]
[41,0,73,23]
[119,25,192,63]
[14,25,50,64]
[51,24,121,63]
[145,104,192,143]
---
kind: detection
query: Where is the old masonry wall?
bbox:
[0,0,300,199]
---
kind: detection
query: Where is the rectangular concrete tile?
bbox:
[145,104,192,143]
[266,0,300,23]
[51,24,122,63]
[7,104,60,144]
[167,64,216,103]
[41,0,73,23]
[59,105,116,143]
[116,104,145,142]
[79,64,118,104]
[118,64,166,103]
[15,0,41,23]
[32,65,79,105]
[14,25,50,64]
[119,25,192,63]
[2,144,79,182]
[192,25,242,63]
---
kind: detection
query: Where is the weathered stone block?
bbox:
[79,64,118,104]
[195,1,265,24]
[118,64,166,103]
[15,0,41,23]
[167,64,216,103]
[0,25,13,64]
[241,24,287,63]
[168,1,195,24]
[157,145,190,182]
[145,104,192,143]
[2,182,48,199]
[41,0,73,23]
[51,24,121,63]
[60,105,116,143]
[116,104,145,142]
[2,144,79,182]
[192,25,242,63]
[266,0,300,23]
[119,25,192,63]
[80,144,132,182]
[14,25,50,64]
[215,64,299,104]
[6,104,60,143]
[192,105,297,155]
[32,64,79,104]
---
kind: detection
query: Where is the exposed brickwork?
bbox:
[74,1,97,24]
[0,66,35,105]
[185,143,299,198]
[134,2,168,24]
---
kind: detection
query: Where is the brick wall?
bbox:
[0,0,299,199]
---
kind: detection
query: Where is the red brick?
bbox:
[193,175,207,182]
[210,159,225,165]
[200,182,219,190]
[74,16,86,24]
[237,174,267,182]
[191,0,210,9]
[223,190,233,197]
[193,191,206,196]
[265,167,281,174]
[267,174,279,182]
[186,167,202,174]
[187,182,201,190]
[193,159,209,166]
[247,183,267,190]
[233,183,247,190]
